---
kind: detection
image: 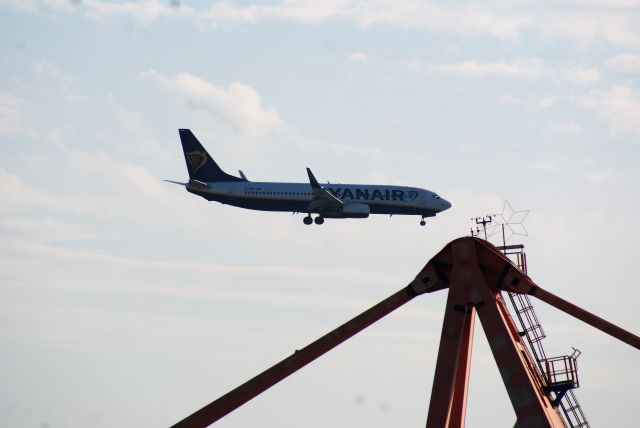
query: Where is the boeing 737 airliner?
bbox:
[166,129,451,225]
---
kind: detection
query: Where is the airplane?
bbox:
[166,129,452,226]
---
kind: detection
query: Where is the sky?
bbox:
[1,1,639,427]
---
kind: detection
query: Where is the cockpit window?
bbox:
[432,194,440,199]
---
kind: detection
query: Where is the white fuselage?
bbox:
[188,180,451,217]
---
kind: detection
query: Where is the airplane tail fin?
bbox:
[178,129,245,182]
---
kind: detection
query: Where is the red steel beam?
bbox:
[424,238,566,428]
[467,238,640,351]
[531,287,640,350]
[172,237,639,427]
[474,286,566,427]
[425,287,475,428]
[447,305,475,428]
[425,237,640,351]
[171,283,429,428]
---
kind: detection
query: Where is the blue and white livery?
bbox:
[166,129,452,226]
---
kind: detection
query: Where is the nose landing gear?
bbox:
[420,216,426,226]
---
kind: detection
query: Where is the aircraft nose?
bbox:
[441,198,452,211]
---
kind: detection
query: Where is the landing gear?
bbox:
[303,214,324,225]
[420,216,426,226]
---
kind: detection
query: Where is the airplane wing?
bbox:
[306,168,343,213]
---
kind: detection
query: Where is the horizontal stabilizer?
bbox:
[189,178,209,188]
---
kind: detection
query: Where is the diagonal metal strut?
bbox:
[170,282,433,428]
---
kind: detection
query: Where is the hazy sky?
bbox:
[1,1,639,427]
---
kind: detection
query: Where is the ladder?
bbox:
[501,246,590,428]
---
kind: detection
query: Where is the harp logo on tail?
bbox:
[186,150,208,174]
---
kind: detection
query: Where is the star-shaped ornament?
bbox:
[487,201,529,243]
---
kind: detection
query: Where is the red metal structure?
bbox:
[171,237,639,428]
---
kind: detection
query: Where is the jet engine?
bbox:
[338,203,370,218]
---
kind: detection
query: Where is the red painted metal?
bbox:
[170,284,431,428]
[532,288,639,350]
[424,238,566,427]
[171,237,639,427]
[425,286,476,428]
[448,305,475,428]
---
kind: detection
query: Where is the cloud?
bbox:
[0,167,97,216]
[586,167,638,184]
[0,92,24,137]
[497,94,525,106]
[0,0,194,23]
[5,1,640,46]
[562,66,600,84]
[606,53,640,73]
[536,8,640,46]
[0,0,37,12]
[497,94,558,109]
[581,84,640,137]
[83,0,194,24]
[550,122,584,135]
[0,168,41,210]
[202,0,345,26]
[290,133,385,161]
[407,58,547,79]
[34,59,72,83]
[587,169,617,184]
[402,59,600,84]
[348,51,374,64]
[0,216,96,242]
[371,56,604,86]
[539,96,558,108]
[5,237,399,290]
[526,160,559,173]
[141,69,386,160]
[67,150,165,197]
[32,59,86,102]
[1,148,181,226]
[140,69,284,137]
[345,2,528,38]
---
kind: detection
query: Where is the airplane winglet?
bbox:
[306,167,321,189]
[305,168,344,213]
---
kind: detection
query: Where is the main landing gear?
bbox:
[303,214,324,225]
